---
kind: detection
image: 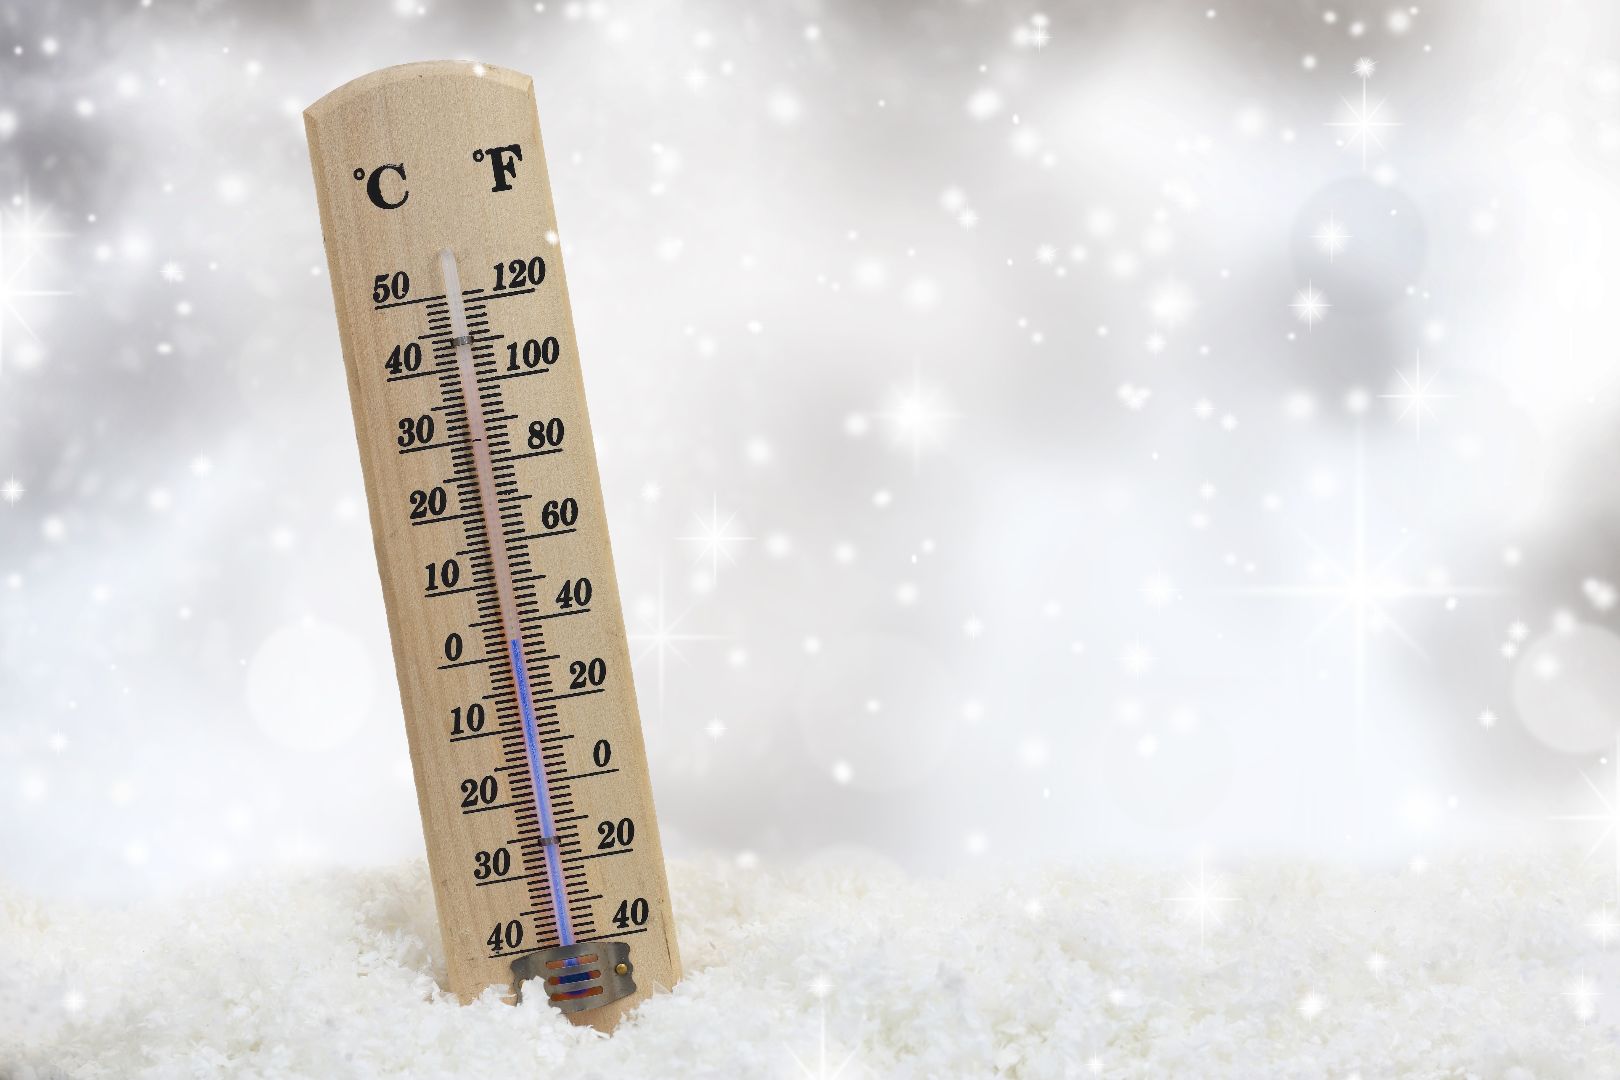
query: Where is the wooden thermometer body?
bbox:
[305,61,679,1029]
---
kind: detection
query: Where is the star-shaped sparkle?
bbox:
[1314,216,1350,260]
[677,494,750,583]
[1291,283,1329,327]
[873,363,956,469]
[1,189,72,374]
[1221,430,1498,766]
[1549,768,1616,881]
[1565,970,1601,1020]
[1165,852,1238,952]
[1588,903,1618,947]
[628,564,721,717]
[1328,58,1400,171]
[1380,353,1451,438]
[788,988,858,1079]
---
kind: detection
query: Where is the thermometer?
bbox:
[304,61,680,1029]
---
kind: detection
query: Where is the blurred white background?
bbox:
[4,0,1620,902]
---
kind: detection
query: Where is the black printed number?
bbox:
[473,848,511,880]
[408,487,448,520]
[597,817,634,849]
[487,919,523,952]
[397,414,434,448]
[460,775,498,807]
[528,418,564,450]
[385,342,423,375]
[492,256,546,290]
[570,658,606,690]
[592,739,612,768]
[612,897,649,929]
[444,633,464,662]
[372,270,409,304]
[450,703,485,736]
[425,559,461,591]
[555,577,592,609]
[541,498,578,530]
[505,337,560,371]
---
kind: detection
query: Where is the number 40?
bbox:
[612,897,649,929]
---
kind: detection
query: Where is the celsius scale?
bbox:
[305,61,679,1030]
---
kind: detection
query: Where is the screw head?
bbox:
[614,962,630,976]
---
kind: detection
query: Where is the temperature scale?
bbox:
[305,61,680,1029]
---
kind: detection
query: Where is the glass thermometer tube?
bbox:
[439,247,573,949]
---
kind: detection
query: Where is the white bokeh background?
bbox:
[4,0,1620,904]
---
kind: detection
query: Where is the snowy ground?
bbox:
[3,852,1618,1079]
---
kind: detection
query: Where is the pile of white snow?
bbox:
[4,852,1618,1077]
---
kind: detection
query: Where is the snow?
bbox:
[4,852,1618,1078]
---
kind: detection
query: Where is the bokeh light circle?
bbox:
[1512,623,1620,755]
[247,621,374,751]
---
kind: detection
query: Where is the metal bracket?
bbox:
[512,940,636,1014]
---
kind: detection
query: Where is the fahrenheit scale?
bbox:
[305,62,679,1029]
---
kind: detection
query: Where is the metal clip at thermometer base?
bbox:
[305,61,682,1032]
[512,941,636,1014]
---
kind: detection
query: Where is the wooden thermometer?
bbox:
[305,61,680,1029]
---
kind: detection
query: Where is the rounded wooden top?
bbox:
[306,60,533,126]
